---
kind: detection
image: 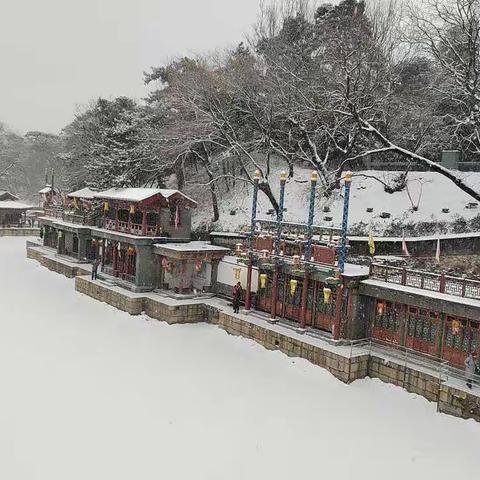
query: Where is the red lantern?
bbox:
[377,301,385,316]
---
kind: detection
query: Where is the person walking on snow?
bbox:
[91,258,100,281]
[464,351,477,389]
[232,282,242,314]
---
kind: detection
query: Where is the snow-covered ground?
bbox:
[1,237,479,479]
[190,165,480,234]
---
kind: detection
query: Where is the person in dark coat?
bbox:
[465,352,478,389]
[232,282,242,314]
[91,258,100,280]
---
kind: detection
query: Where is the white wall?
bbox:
[217,255,258,292]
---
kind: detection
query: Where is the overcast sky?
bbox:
[0,0,263,135]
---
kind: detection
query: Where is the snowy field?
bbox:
[0,237,479,479]
[190,165,480,234]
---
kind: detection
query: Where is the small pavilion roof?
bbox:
[93,188,197,207]
[39,186,56,194]
[67,187,97,200]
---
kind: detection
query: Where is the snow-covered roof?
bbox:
[94,188,197,206]
[0,190,18,201]
[67,187,97,200]
[0,200,33,210]
[39,186,54,194]
[155,241,230,253]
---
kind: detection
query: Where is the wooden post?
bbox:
[439,271,446,293]
[115,207,119,231]
[142,210,147,236]
[112,243,118,273]
[271,267,278,319]
[333,284,344,340]
[300,271,310,329]
[401,267,407,286]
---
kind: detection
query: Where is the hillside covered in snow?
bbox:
[189,166,480,236]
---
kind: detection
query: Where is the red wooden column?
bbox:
[300,271,310,328]
[245,260,254,310]
[142,210,147,236]
[333,284,344,340]
[270,268,278,319]
[112,242,118,273]
[115,206,119,231]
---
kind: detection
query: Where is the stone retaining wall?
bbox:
[76,276,144,314]
[0,227,40,237]
[27,246,89,278]
[75,276,206,324]
[368,355,480,422]
[211,312,370,384]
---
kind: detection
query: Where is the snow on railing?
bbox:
[369,263,480,300]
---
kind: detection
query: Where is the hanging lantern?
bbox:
[103,201,109,212]
[117,242,121,252]
[195,259,203,272]
[323,287,332,305]
[289,279,298,296]
[57,230,63,239]
[73,197,79,210]
[162,256,172,273]
[235,243,243,254]
[129,205,136,215]
[233,266,241,280]
[452,319,461,335]
[262,249,270,258]
[292,255,300,267]
[92,238,97,245]
[127,246,135,256]
[260,273,268,289]
[377,301,385,316]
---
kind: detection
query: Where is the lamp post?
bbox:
[270,171,287,320]
[244,170,261,311]
[299,171,318,329]
[338,171,353,274]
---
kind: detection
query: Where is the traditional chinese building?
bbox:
[0,190,33,227]
[39,186,228,293]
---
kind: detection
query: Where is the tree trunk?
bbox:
[259,182,279,213]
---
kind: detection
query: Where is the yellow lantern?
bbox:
[452,319,461,335]
[129,205,136,215]
[289,279,298,296]
[233,267,241,280]
[323,287,332,305]
[377,301,385,316]
[260,273,268,289]
[127,246,135,256]
[73,197,79,210]
[103,201,109,212]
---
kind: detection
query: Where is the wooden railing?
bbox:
[369,263,480,300]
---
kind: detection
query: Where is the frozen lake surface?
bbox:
[0,237,478,479]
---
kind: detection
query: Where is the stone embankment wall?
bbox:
[0,227,40,237]
[26,245,89,278]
